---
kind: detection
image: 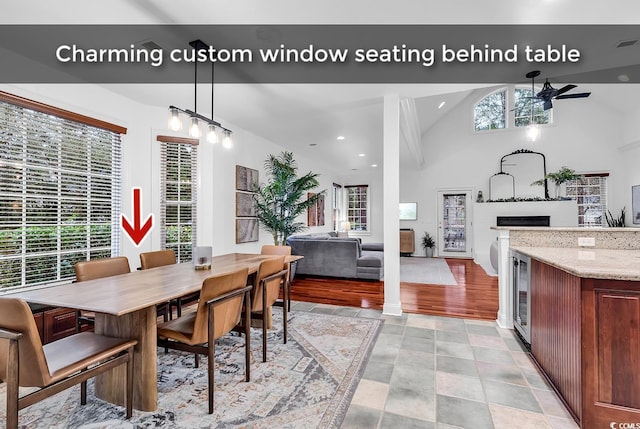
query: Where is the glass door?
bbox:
[437,190,474,258]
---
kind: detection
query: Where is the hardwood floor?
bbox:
[289,258,499,321]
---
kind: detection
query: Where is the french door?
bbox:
[437,189,474,258]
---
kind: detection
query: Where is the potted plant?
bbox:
[253,151,326,245]
[421,231,436,257]
[605,207,626,227]
[531,166,580,199]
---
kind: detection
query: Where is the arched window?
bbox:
[513,87,551,127]
[474,89,506,132]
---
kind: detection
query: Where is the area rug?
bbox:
[400,257,457,285]
[0,310,382,429]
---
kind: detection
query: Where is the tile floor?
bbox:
[290,301,579,429]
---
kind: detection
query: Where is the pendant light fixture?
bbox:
[525,70,540,142]
[168,39,232,147]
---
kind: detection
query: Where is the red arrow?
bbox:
[121,187,153,246]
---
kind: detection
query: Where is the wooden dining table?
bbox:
[8,253,302,411]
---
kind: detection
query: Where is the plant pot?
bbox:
[425,247,434,258]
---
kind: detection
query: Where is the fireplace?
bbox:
[496,216,550,227]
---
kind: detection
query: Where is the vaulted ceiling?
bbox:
[3,1,639,176]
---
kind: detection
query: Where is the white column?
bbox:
[496,229,513,328]
[383,94,402,316]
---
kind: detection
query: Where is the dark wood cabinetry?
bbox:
[29,305,78,345]
[530,259,640,428]
[43,307,78,343]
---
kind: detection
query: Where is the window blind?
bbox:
[159,137,198,263]
[0,98,123,291]
[345,185,369,232]
[565,175,608,227]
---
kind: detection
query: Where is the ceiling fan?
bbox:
[523,70,591,111]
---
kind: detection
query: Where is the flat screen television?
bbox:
[399,202,417,220]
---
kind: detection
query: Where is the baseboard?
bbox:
[382,302,403,316]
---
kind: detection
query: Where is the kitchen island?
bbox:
[512,246,640,429]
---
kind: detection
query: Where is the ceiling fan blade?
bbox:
[555,92,591,99]
[555,84,577,96]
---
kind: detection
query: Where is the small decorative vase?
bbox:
[425,247,434,258]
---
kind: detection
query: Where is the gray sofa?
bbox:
[286,233,384,280]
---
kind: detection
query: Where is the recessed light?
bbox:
[438,101,446,109]
[358,153,366,157]
[618,74,630,82]
[371,164,378,167]
[337,136,345,140]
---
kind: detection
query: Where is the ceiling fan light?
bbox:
[526,124,541,142]
[168,107,182,131]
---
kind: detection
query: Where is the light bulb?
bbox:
[189,117,201,138]
[526,124,541,142]
[207,124,219,144]
[222,131,233,149]
[168,108,182,131]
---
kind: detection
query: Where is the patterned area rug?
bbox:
[0,310,382,428]
[400,257,458,285]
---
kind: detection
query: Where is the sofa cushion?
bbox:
[361,242,383,252]
[358,252,383,267]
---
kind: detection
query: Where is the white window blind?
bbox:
[159,137,198,263]
[0,97,123,292]
[345,185,369,232]
[565,175,608,227]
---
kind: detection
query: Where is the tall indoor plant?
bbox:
[253,151,326,245]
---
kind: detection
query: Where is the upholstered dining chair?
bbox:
[260,245,293,311]
[139,249,196,320]
[74,256,134,330]
[247,256,289,363]
[0,298,137,429]
[157,267,251,414]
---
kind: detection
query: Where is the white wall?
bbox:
[401,86,629,263]
[2,83,338,268]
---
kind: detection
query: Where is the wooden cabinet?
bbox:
[400,229,415,255]
[44,307,78,343]
[28,306,78,344]
[530,259,640,428]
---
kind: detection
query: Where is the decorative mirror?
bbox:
[489,171,515,200]
[500,149,548,199]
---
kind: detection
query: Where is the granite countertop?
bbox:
[511,246,640,281]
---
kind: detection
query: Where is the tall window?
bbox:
[514,87,550,127]
[332,183,342,231]
[474,89,506,131]
[158,136,197,263]
[0,93,124,291]
[345,185,369,232]
[565,174,608,227]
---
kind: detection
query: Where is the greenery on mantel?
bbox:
[253,151,326,245]
[483,197,567,203]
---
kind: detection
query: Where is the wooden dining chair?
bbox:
[247,256,289,363]
[74,256,133,331]
[0,298,137,429]
[260,245,293,311]
[157,267,251,414]
[139,249,196,320]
